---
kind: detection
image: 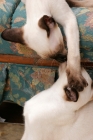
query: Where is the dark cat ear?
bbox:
[64,86,79,102]
[1,28,25,44]
[38,15,56,37]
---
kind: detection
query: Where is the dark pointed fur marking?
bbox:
[1,28,25,44]
[64,86,79,102]
[50,53,67,63]
[91,81,93,89]
[38,15,56,37]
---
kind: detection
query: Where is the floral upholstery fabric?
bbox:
[0,63,56,106]
[0,0,20,54]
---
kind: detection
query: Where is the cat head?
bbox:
[1,15,67,62]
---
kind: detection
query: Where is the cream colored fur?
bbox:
[21,63,93,140]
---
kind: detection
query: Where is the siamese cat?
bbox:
[21,62,93,140]
[1,0,92,91]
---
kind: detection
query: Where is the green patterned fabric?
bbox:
[0,63,56,106]
[12,2,26,28]
[0,0,20,54]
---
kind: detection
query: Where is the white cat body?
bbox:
[21,63,93,140]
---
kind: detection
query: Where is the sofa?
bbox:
[0,0,93,107]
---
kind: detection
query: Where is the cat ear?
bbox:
[64,86,79,102]
[1,27,25,44]
[38,15,56,37]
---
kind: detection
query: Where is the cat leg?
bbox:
[51,0,88,91]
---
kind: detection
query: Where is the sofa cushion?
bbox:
[0,0,20,54]
[0,0,20,26]
[2,63,56,106]
[0,2,93,62]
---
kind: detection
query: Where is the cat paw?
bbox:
[66,68,88,92]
